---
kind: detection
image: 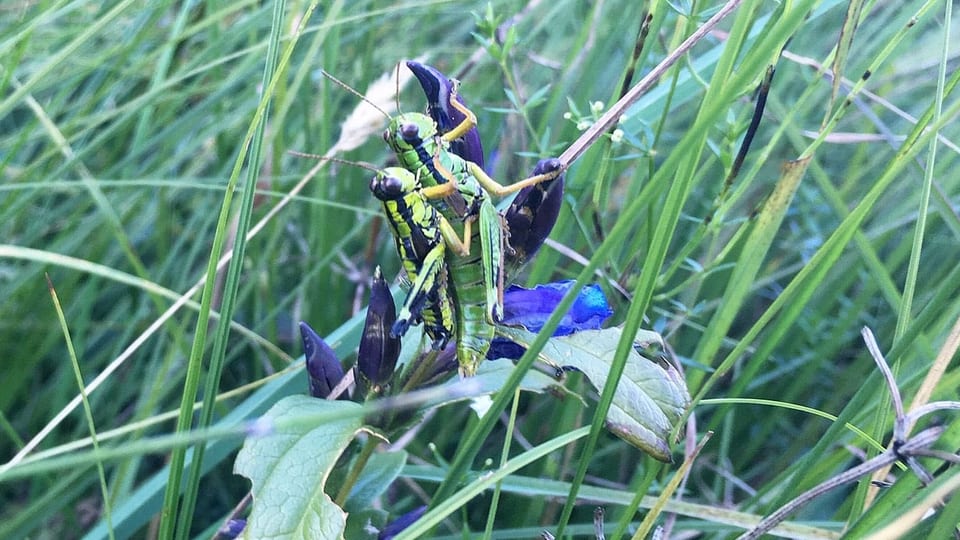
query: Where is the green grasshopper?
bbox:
[404,61,564,275]
[287,152,469,352]
[369,166,468,351]
[322,68,562,375]
[369,164,516,376]
[381,101,561,376]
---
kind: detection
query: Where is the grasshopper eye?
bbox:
[382,129,390,143]
[382,175,404,196]
[369,174,402,200]
[400,122,419,142]
[370,174,403,200]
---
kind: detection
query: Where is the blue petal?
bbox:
[489,281,614,359]
[487,339,528,360]
[218,519,246,539]
[379,505,427,539]
[501,280,613,334]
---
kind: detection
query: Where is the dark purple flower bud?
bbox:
[504,158,564,274]
[488,280,614,360]
[358,267,401,384]
[300,321,346,399]
[379,505,427,540]
[217,519,245,539]
[406,61,485,167]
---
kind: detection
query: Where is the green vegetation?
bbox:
[2,0,958,538]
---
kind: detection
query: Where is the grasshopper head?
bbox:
[382,112,438,153]
[369,167,419,201]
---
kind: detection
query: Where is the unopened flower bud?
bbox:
[300,321,345,399]
[504,158,564,274]
[406,61,484,167]
[357,267,400,384]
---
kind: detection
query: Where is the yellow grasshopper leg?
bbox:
[441,90,479,143]
[465,161,563,197]
[437,214,471,257]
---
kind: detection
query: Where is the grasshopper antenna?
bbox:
[319,69,393,120]
[287,151,386,175]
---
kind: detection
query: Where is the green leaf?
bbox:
[497,327,689,461]
[234,396,366,540]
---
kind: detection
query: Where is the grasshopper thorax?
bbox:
[382,112,439,153]
[369,167,419,202]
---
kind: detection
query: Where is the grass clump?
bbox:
[1,0,958,538]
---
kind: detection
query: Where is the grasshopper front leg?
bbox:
[437,213,471,257]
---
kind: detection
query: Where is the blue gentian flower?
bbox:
[489,280,614,359]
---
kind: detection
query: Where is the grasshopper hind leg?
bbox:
[477,200,505,324]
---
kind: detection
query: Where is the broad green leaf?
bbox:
[234,396,366,540]
[497,327,689,461]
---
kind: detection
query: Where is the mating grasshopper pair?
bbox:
[335,62,564,375]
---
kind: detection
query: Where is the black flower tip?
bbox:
[379,505,427,540]
[406,60,484,167]
[504,158,564,272]
[488,280,614,360]
[358,267,401,384]
[300,321,346,399]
